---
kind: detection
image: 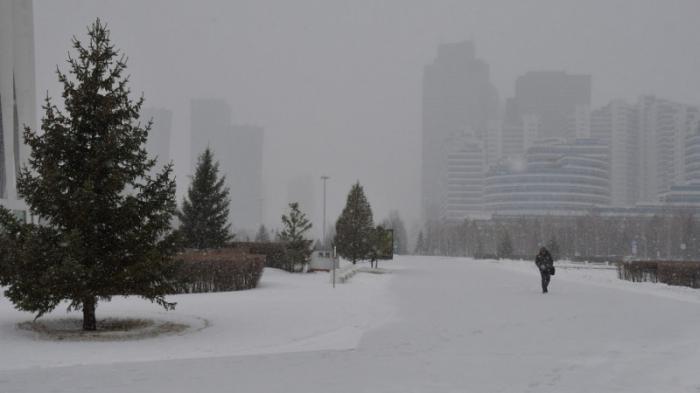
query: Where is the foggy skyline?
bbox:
[32,0,700,236]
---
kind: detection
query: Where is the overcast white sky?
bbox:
[33,0,700,236]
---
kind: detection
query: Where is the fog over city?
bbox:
[32,0,700,237]
[7,1,700,391]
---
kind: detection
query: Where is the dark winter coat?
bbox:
[535,248,554,273]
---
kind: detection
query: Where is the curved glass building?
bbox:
[484,139,610,215]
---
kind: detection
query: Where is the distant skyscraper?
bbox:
[189,99,264,232]
[686,126,700,185]
[287,175,316,222]
[591,100,639,206]
[228,124,263,232]
[190,99,231,171]
[421,41,498,220]
[568,105,591,140]
[0,0,36,216]
[506,71,591,143]
[636,96,699,202]
[142,107,172,169]
[441,133,485,221]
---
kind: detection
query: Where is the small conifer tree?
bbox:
[178,148,233,249]
[279,203,313,270]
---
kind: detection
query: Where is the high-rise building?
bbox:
[483,120,502,168]
[190,99,264,232]
[505,71,591,143]
[287,175,316,222]
[500,111,525,159]
[656,123,700,208]
[0,0,36,217]
[441,133,485,221]
[190,99,231,171]
[685,128,700,185]
[228,124,263,232]
[142,107,172,169]
[421,41,498,220]
[591,100,639,206]
[636,96,699,202]
[568,105,591,140]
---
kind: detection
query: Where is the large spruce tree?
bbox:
[334,182,374,264]
[177,147,233,249]
[0,20,179,331]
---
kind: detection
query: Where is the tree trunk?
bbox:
[82,296,97,331]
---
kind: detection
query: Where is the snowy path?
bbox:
[3,256,700,392]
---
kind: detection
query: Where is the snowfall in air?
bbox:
[2,256,700,392]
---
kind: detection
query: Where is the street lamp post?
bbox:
[258,197,264,229]
[321,176,329,248]
[321,175,333,287]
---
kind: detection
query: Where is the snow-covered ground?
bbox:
[2,256,700,392]
[0,266,396,371]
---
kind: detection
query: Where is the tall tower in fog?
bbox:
[0,0,36,216]
[504,71,590,146]
[190,99,231,171]
[190,99,264,233]
[421,41,498,220]
[591,100,640,206]
[636,96,699,202]
[227,124,263,233]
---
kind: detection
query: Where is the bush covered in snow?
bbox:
[229,242,299,272]
[173,249,265,293]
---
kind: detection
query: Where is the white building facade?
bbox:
[590,100,640,206]
[637,96,699,203]
[0,0,36,217]
[440,133,486,221]
[422,41,499,221]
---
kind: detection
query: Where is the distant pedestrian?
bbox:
[535,247,555,293]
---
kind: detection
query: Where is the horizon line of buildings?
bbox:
[422,41,700,223]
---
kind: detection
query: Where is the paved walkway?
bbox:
[3,257,700,392]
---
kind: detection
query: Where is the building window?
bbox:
[0,88,5,198]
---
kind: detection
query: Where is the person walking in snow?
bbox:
[535,246,555,293]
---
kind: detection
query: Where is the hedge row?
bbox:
[227,242,297,272]
[617,261,700,289]
[172,249,266,293]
